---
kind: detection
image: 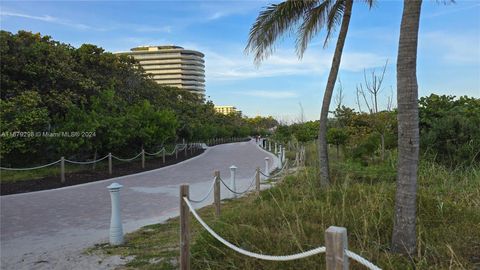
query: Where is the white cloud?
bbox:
[0,10,172,34]
[237,90,298,99]
[0,11,55,22]
[198,1,268,22]
[207,12,227,21]
[202,46,387,81]
[0,11,92,30]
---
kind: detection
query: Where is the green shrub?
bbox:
[419,94,480,167]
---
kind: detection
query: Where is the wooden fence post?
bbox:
[141,149,145,169]
[108,153,112,175]
[255,167,260,196]
[60,156,65,183]
[180,184,190,270]
[214,170,221,218]
[325,226,348,270]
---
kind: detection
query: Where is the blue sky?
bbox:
[1,0,479,121]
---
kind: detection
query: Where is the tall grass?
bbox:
[190,143,480,269]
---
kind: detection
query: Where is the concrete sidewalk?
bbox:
[0,140,277,270]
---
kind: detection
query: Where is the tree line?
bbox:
[273,94,479,168]
[0,31,278,166]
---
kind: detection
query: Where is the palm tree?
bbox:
[391,0,422,255]
[245,0,373,186]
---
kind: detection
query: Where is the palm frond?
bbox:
[247,0,376,63]
[363,0,376,9]
[245,0,319,64]
[295,0,334,57]
[323,0,346,48]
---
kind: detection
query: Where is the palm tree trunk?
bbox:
[318,0,353,187]
[391,0,422,255]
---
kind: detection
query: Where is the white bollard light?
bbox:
[275,143,278,154]
[107,183,124,245]
[282,146,286,164]
[268,141,272,151]
[265,157,270,176]
[229,165,237,198]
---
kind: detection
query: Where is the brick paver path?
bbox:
[0,140,277,269]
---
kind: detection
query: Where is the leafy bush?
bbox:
[349,132,380,164]
[419,94,480,167]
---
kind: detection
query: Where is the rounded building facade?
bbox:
[118,46,205,96]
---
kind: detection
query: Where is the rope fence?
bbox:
[175,144,380,270]
[65,154,110,165]
[0,159,61,171]
[259,159,288,179]
[144,148,165,156]
[184,196,327,261]
[0,141,211,184]
[1,138,248,172]
[188,177,216,203]
[180,181,381,269]
[111,152,143,162]
[218,173,257,196]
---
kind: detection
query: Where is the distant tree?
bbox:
[327,127,349,158]
[125,101,177,150]
[355,60,395,160]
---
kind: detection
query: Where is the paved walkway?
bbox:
[0,140,277,269]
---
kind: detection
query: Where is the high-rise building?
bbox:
[116,45,205,96]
